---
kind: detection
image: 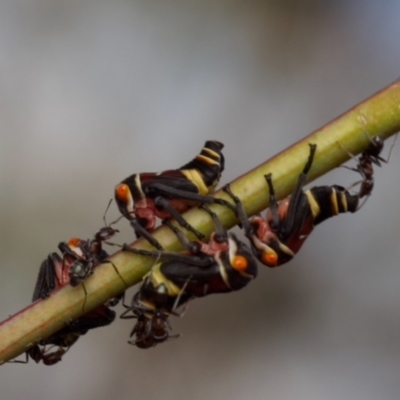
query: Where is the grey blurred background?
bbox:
[1,1,400,399]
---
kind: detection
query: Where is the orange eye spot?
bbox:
[262,251,278,267]
[115,184,129,202]
[232,255,248,271]
[68,237,81,247]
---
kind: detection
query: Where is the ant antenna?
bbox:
[386,132,398,163]
[103,199,125,228]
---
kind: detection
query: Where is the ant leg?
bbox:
[102,198,125,228]
[120,291,132,311]
[171,278,192,316]
[8,352,29,364]
[120,301,139,320]
[386,132,398,163]
[81,283,88,313]
[98,258,128,291]
[102,199,113,226]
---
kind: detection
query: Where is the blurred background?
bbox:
[1,1,400,399]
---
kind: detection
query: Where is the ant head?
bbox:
[94,199,123,241]
[95,226,119,242]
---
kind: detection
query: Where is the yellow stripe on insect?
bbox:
[339,191,348,212]
[181,169,210,195]
[134,174,146,201]
[329,188,339,215]
[304,190,321,219]
[201,147,220,161]
[196,154,220,166]
[150,264,182,297]
[217,255,232,290]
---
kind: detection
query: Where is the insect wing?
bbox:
[32,253,63,301]
[160,259,231,297]
[142,171,200,197]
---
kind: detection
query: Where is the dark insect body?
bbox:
[11,301,116,365]
[11,229,118,365]
[121,305,173,349]
[343,135,394,207]
[121,206,258,348]
[57,202,123,288]
[10,345,69,366]
[114,140,230,249]
[224,143,360,267]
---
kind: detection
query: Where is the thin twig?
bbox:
[1,79,400,364]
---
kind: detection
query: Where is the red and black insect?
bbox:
[10,203,125,365]
[224,144,360,267]
[11,304,115,365]
[121,205,258,348]
[11,308,115,365]
[114,140,230,249]
[11,252,116,365]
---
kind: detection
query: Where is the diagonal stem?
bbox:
[1,78,400,364]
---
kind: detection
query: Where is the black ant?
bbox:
[343,134,397,209]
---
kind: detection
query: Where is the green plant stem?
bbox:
[1,79,400,364]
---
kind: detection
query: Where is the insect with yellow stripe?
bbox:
[224,144,360,267]
[121,206,258,348]
[114,141,230,249]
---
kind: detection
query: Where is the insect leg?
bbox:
[147,182,236,212]
[199,204,228,243]
[222,184,254,237]
[279,143,317,235]
[154,196,205,240]
[163,220,200,253]
[130,219,163,250]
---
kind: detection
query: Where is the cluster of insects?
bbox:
[9,135,394,363]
